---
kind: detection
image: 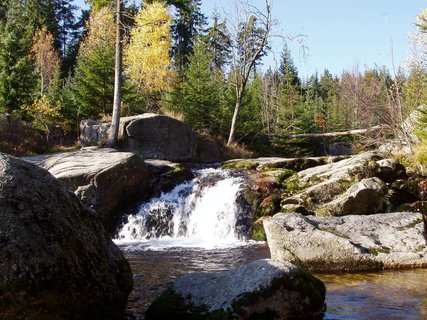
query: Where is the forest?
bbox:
[0,0,426,160]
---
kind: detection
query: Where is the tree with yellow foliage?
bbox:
[125,1,175,110]
[31,26,61,96]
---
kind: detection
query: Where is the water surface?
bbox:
[123,244,427,320]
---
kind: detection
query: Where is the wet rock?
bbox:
[145,259,325,320]
[145,160,194,197]
[264,212,427,271]
[25,147,150,232]
[0,154,133,320]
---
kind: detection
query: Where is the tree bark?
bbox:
[108,0,123,147]
[227,0,271,146]
[267,125,387,139]
[228,95,243,145]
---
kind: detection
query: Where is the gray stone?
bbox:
[323,177,386,216]
[79,119,110,146]
[264,212,427,271]
[145,259,325,320]
[80,113,198,162]
[0,153,133,319]
[278,153,408,216]
[195,135,222,163]
[25,147,149,231]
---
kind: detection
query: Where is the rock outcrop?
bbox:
[145,259,325,320]
[80,113,198,162]
[232,154,421,233]
[26,147,150,231]
[264,212,427,271]
[0,153,133,319]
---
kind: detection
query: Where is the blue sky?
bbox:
[74,0,426,78]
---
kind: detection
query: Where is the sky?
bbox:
[74,0,426,79]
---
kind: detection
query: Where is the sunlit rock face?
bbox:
[0,154,133,320]
[264,211,427,271]
[145,259,326,320]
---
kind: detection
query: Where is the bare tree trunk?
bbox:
[228,95,243,145]
[226,0,272,146]
[108,0,123,147]
[268,125,387,139]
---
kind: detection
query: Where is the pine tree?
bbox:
[277,45,302,133]
[65,6,142,126]
[172,0,207,73]
[67,6,116,119]
[0,1,37,114]
[203,11,231,71]
[166,39,222,132]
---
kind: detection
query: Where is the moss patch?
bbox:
[232,268,326,318]
[145,288,230,320]
[222,161,259,170]
[274,169,297,186]
[251,224,266,241]
[369,246,391,256]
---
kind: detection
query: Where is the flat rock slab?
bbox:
[264,212,427,271]
[145,259,325,320]
[24,147,149,231]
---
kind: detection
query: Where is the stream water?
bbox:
[114,167,427,319]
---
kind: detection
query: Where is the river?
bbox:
[121,243,427,319]
[115,167,427,319]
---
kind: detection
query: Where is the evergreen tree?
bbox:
[172,0,207,73]
[65,6,142,125]
[279,44,300,86]
[204,11,231,71]
[277,45,302,133]
[0,1,37,114]
[166,39,222,132]
[67,7,116,119]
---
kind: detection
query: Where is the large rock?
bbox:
[80,113,198,162]
[26,147,150,231]
[322,177,386,216]
[0,154,133,319]
[145,259,325,320]
[279,153,410,216]
[264,212,427,271]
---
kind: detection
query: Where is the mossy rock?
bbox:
[146,259,326,320]
[274,169,297,186]
[251,223,267,241]
[221,160,259,170]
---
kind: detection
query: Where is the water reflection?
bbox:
[123,243,270,319]
[317,270,427,320]
[123,244,427,320]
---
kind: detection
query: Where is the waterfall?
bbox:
[115,168,251,249]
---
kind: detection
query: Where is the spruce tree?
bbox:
[172,0,207,73]
[277,45,302,133]
[0,1,37,114]
[204,11,231,71]
[168,39,221,132]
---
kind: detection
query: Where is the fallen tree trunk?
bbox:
[268,125,387,139]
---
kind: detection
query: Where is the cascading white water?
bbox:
[115,168,250,249]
